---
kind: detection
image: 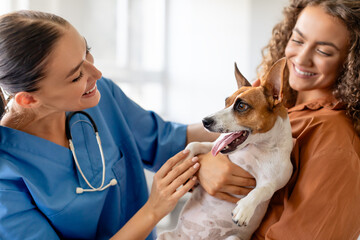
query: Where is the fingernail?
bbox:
[193,162,200,169]
[183,149,190,154]
[192,176,197,181]
[192,157,198,162]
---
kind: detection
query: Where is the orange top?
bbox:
[253,97,360,240]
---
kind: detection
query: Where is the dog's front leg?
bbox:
[232,182,276,227]
[171,142,213,171]
[185,142,214,157]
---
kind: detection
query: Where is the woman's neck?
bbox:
[1,104,69,148]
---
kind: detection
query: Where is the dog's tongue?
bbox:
[211,132,244,156]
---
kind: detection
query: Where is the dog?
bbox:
[157,58,293,240]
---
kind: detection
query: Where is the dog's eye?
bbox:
[235,101,250,112]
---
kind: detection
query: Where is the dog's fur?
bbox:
[158,58,293,240]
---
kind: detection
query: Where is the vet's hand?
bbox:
[145,150,199,222]
[196,152,256,203]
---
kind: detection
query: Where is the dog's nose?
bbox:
[202,117,214,129]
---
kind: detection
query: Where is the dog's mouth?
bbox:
[211,130,250,156]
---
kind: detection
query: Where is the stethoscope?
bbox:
[65,111,117,194]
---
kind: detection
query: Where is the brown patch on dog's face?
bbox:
[225,86,285,134]
[204,58,288,135]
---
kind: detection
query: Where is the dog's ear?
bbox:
[261,57,287,106]
[234,62,251,88]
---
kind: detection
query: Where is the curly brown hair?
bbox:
[258,0,360,136]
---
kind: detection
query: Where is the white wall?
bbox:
[165,0,287,123]
[166,0,250,123]
[0,0,287,124]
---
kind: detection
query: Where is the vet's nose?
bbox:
[202,117,215,129]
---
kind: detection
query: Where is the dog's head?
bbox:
[203,58,288,156]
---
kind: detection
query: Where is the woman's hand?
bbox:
[196,151,256,203]
[145,150,199,222]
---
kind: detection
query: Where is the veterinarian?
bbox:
[0,10,257,240]
[195,0,360,239]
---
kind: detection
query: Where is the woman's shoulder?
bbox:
[96,77,131,104]
[289,102,360,178]
[292,107,351,128]
[289,99,355,139]
[0,146,28,192]
[97,77,124,94]
[96,77,115,93]
[290,106,360,158]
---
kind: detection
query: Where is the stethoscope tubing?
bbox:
[66,111,117,194]
[66,111,98,140]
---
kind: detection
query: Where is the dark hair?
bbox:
[0,10,68,118]
[258,0,360,135]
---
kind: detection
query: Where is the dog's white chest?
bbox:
[157,186,261,240]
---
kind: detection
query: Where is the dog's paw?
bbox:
[185,142,199,156]
[231,200,256,227]
[185,142,213,156]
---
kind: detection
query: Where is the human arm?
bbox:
[196,152,256,203]
[186,122,219,144]
[110,150,199,240]
[0,186,60,239]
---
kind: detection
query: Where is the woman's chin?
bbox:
[81,91,101,109]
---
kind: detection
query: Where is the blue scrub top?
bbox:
[0,77,187,240]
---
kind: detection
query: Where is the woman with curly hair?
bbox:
[251,0,360,238]
[197,0,360,239]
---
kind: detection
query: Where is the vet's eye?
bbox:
[235,101,250,112]
[72,72,83,83]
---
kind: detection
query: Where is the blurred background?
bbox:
[0,0,288,234]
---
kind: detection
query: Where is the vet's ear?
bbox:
[14,92,39,108]
[261,57,287,106]
[234,62,251,89]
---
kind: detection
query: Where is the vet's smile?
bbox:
[83,85,97,96]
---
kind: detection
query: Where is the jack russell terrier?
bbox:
[158,58,293,240]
